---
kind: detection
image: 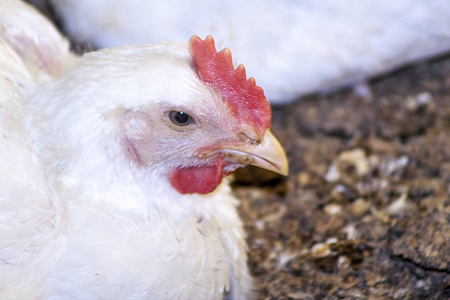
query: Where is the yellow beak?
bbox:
[218,130,289,175]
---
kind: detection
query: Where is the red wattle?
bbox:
[169,155,226,195]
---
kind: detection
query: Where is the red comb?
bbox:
[188,35,271,135]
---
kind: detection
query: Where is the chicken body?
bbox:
[2,43,246,299]
[0,2,287,299]
[27,43,255,300]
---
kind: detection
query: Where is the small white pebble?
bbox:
[339,148,370,176]
[324,163,341,182]
[416,92,432,105]
[254,220,265,230]
[277,251,297,269]
[337,255,351,271]
[384,155,409,175]
[342,224,358,240]
[326,237,338,245]
[415,280,427,289]
[334,184,349,194]
[405,92,432,111]
[324,203,342,216]
[385,192,417,216]
[311,243,332,258]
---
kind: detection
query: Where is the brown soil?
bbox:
[234,56,450,299]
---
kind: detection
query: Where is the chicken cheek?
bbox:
[169,155,226,194]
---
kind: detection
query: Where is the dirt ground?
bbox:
[234,56,450,299]
[27,1,450,299]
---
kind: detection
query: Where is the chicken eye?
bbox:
[168,111,193,126]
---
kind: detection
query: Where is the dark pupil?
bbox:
[170,111,192,126]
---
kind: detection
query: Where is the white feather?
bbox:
[0,1,253,299]
[50,0,450,102]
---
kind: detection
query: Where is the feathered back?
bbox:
[0,1,68,297]
[0,0,75,82]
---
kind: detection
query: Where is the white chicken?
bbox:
[49,0,450,102]
[0,1,288,299]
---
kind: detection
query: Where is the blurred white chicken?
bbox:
[0,1,288,299]
[49,0,450,102]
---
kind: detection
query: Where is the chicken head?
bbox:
[121,36,288,195]
[35,35,283,198]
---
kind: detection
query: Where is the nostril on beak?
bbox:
[237,125,262,144]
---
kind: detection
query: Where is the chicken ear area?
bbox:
[169,154,230,195]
